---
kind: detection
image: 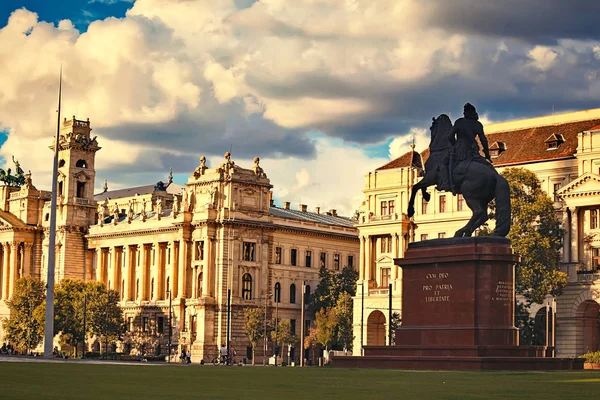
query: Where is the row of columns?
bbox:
[358,233,401,285]
[1,242,33,300]
[93,238,214,303]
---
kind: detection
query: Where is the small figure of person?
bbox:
[220,343,228,363]
[186,350,191,364]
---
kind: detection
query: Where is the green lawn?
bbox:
[0,361,599,399]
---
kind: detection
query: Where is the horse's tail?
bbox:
[494,175,511,237]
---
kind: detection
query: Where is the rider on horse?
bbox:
[437,103,493,194]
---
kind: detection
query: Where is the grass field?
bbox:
[0,361,599,399]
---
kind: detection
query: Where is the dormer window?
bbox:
[489,141,507,158]
[545,133,565,150]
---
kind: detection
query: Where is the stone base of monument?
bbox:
[332,237,583,370]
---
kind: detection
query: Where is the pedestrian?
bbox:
[186,350,191,364]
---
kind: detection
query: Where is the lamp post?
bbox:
[263,293,272,366]
[167,289,172,363]
[274,292,279,366]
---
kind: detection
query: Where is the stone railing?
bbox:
[368,288,390,296]
[577,272,600,283]
[369,214,398,222]
[9,192,21,199]
[74,197,90,205]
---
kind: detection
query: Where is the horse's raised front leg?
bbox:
[454,198,487,238]
[408,179,431,218]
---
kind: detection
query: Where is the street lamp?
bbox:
[263,293,272,366]
[167,289,172,363]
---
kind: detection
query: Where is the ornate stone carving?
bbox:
[156,198,163,221]
[253,157,267,178]
[193,156,208,178]
[112,202,119,225]
[142,198,147,222]
[127,200,134,223]
[172,194,180,218]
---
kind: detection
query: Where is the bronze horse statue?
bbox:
[407,114,511,237]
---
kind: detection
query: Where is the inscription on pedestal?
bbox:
[422,272,453,302]
[492,280,512,301]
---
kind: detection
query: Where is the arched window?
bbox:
[290,284,296,304]
[274,282,281,303]
[58,159,66,168]
[76,159,87,168]
[197,272,203,297]
[304,285,311,304]
[242,273,252,300]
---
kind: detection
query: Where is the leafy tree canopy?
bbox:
[2,277,46,352]
[483,167,567,304]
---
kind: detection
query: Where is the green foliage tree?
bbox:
[309,265,359,315]
[333,292,354,351]
[243,306,265,365]
[47,279,124,357]
[2,277,46,353]
[271,319,295,364]
[390,312,402,345]
[483,167,567,304]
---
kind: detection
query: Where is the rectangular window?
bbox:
[291,249,297,266]
[439,195,446,213]
[381,201,388,216]
[275,247,282,264]
[320,252,327,268]
[591,210,598,230]
[290,319,296,336]
[553,183,561,202]
[158,317,164,334]
[76,181,85,198]
[421,198,428,214]
[438,232,446,239]
[387,236,392,253]
[347,255,354,268]
[243,242,256,262]
[334,254,340,270]
[381,268,390,287]
[128,317,134,332]
[593,248,600,267]
[142,317,149,332]
[420,234,428,241]
[305,250,312,268]
[457,194,464,211]
[380,237,387,253]
[388,200,395,215]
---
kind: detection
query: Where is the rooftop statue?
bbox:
[407,103,511,237]
[0,156,26,187]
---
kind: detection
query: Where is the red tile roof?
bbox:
[377,118,600,170]
[376,151,423,171]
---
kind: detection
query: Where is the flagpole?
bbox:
[44,66,62,358]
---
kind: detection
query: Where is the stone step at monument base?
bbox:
[331,355,584,370]
[364,344,548,358]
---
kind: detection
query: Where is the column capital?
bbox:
[23,242,34,250]
[10,241,19,250]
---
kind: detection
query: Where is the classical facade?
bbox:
[0,116,359,363]
[353,108,600,357]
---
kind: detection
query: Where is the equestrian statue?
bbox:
[407,103,511,238]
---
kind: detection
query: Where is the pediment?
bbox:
[557,173,600,198]
[376,255,394,265]
[73,170,91,182]
[0,209,25,228]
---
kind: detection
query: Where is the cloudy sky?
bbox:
[1,0,600,216]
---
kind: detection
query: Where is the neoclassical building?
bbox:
[0,116,359,363]
[353,108,600,357]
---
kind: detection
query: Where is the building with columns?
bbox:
[0,116,359,363]
[352,107,600,357]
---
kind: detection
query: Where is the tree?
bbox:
[271,319,295,364]
[333,292,354,351]
[309,265,359,316]
[336,265,359,297]
[243,306,265,365]
[390,312,402,345]
[483,168,567,304]
[2,277,46,353]
[49,279,124,357]
[314,308,337,351]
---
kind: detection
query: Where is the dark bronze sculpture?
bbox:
[0,156,26,187]
[407,103,511,237]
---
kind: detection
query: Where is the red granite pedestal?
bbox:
[332,237,583,370]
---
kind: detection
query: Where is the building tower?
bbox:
[42,116,100,281]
